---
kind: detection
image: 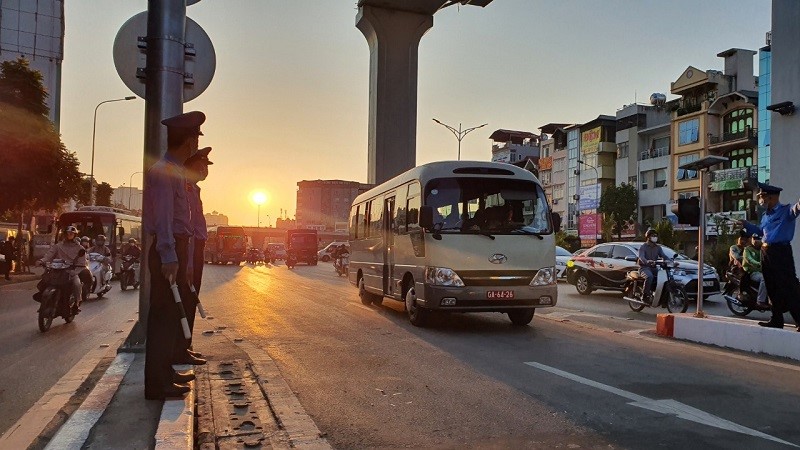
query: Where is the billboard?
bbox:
[578,184,601,210]
[581,127,601,154]
[539,157,553,170]
[579,213,601,239]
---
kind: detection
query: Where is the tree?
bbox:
[598,183,638,239]
[0,57,49,117]
[95,182,113,207]
[651,219,677,250]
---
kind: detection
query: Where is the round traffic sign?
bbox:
[113,11,216,102]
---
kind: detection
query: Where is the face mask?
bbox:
[650,237,658,243]
[758,198,765,207]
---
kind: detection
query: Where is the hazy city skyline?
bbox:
[59,0,771,225]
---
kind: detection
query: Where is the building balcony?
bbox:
[675,103,702,117]
[639,146,670,161]
[708,127,758,152]
[710,166,758,192]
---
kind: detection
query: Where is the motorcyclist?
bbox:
[638,228,669,302]
[728,231,747,276]
[122,238,142,284]
[36,226,86,313]
[332,244,349,270]
[80,236,91,250]
[78,236,92,301]
[88,234,113,286]
[743,234,769,307]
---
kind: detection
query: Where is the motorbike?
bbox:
[722,268,770,317]
[34,260,79,332]
[119,255,140,291]
[88,252,112,298]
[622,259,689,313]
[333,253,349,277]
[286,252,297,269]
[246,248,261,265]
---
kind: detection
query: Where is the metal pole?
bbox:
[458,123,462,161]
[131,0,186,345]
[696,168,706,317]
[257,204,260,227]
[128,171,143,209]
[90,97,135,206]
[432,119,487,161]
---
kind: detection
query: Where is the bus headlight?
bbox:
[530,267,556,286]
[425,267,465,287]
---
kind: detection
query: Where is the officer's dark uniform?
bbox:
[742,183,800,330]
[143,111,206,399]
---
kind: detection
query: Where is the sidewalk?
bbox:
[0,266,41,286]
[0,308,331,450]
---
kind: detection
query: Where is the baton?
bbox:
[170,283,192,339]
[190,284,207,319]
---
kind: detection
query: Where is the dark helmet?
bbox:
[752,233,762,241]
[128,238,137,244]
[645,228,658,238]
[95,234,106,241]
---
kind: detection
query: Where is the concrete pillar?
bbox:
[770,0,800,265]
[357,5,433,184]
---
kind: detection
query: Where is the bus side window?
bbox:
[370,197,383,237]
[362,202,371,238]
[406,195,420,233]
[349,205,359,240]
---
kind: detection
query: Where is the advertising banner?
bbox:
[705,211,746,236]
[539,156,553,170]
[579,213,601,239]
[581,127,601,154]
[578,184,600,211]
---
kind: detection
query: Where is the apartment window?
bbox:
[678,191,700,200]
[728,148,754,169]
[617,142,629,158]
[724,108,754,135]
[655,169,667,188]
[652,136,670,157]
[679,118,700,145]
[641,172,649,190]
[677,153,699,180]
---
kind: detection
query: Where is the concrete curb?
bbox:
[222,330,332,450]
[0,316,137,448]
[154,371,195,450]
[658,313,800,361]
[44,353,135,449]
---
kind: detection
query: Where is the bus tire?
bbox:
[507,308,535,326]
[405,286,429,327]
[359,277,376,305]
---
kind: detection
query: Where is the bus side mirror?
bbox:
[419,206,434,230]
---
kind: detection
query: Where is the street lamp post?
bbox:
[253,192,267,228]
[128,171,143,210]
[578,159,600,242]
[432,118,488,160]
[90,96,136,206]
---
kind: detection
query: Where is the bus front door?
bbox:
[384,196,395,297]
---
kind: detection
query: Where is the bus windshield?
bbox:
[58,213,115,241]
[424,177,552,235]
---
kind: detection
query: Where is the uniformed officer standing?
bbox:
[143,111,205,400]
[172,147,212,362]
[740,182,800,330]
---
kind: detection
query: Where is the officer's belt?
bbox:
[763,242,790,248]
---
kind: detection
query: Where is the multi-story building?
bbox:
[537,123,570,225]
[757,35,772,184]
[112,185,143,212]
[564,124,582,233]
[295,180,372,232]
[577,116,616,245]
[615,101,672,227]
[489,129,540,164]
[205,211,229,227]
[0,0,64,129]
[669,48,759,241]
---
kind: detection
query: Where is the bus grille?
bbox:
[457,270,538,287]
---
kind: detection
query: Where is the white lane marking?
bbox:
[525,361,799,448]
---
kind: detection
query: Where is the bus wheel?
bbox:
[405,287,429,327]
[507,309,535,326]
[359,278,376,305]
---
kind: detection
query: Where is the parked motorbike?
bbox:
[622,259,689,313]
[34,260,79,332]
[88,252,112,298]
[334,253,349,277]
[119,255,140,291]
[722,269,770,317]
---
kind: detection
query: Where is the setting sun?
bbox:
[251,191,268,205]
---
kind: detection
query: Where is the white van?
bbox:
[348,161,557,327]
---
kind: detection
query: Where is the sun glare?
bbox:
[252,191,268,205]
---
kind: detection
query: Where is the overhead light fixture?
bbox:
[767,101,795,116]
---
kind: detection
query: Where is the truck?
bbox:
[285,229,318,268]
[205,226,248,265]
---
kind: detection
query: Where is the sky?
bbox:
[59,0,772,226]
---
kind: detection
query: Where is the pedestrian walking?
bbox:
[143,110,207,400]
[2,236,17,280]
[740,182,800,331]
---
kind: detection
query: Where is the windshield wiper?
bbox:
[476,231,496,240]
[514,229,545,240]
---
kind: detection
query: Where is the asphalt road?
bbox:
[0,277,138,434]
[196,261,800,449]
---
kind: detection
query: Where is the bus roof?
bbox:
[60,209,141,222]
[352,160,542,205]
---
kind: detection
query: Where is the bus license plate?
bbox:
[702,280,714,287]
[487,290,514,299]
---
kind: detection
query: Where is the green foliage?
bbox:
[651,220,676,250]
[598,183,638,239]
[601,213,616,242]
[555,230,580,253]
[0,57,49,117]
[705,217,735,274]
[95,182,113,207]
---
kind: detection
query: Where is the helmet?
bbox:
[752,234,762,241]
[645,228,658,238]
[64,225,78,234]
[81,236,91,242]
[95,234,106,241]
[128,238,136,244]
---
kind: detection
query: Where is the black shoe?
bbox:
[758,321,784,329]
[144,383,190,400]
[173,354,207,366]
[173,371,196,384]
[188,350,203,358]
